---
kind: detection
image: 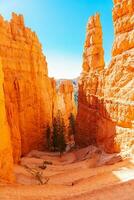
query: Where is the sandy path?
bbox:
[1,147,134,200]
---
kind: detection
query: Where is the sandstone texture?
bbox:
[76,0,134,153]
[0,58,13,181]
[0,12,76,172]
[0,13,55,163]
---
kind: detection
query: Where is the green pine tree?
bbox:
[68,113,75,136]
[52,117,58,151]
[46,125,51,150]
[52,110,66,154]
[58,118,66,155]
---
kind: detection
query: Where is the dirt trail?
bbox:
[1,146,134,200]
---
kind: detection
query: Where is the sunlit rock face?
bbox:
[0,13,54,162]
[0,13,76,166]
[54,80,77,144]
[76,13,105,148]
[0,59,13,181]
[76,0,134,153]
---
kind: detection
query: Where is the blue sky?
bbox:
[0,0,114,78]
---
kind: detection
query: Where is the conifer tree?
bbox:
[68,113,75,136]
[58,117,66,155]
[46,125,51,150]
[52,110,66,153]
[52,117,58,151]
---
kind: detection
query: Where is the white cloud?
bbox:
[45,52,82,79]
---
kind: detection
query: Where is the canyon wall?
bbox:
[0,13,54,162]
[0,13,76,166]
[0,59,13,181]
[76,0,134,153]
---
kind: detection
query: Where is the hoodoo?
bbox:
[76,13,105,147]
[76,0,134,153]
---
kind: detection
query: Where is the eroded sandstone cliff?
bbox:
[0,13,55,163]
[0,13,76,168]
[76,0,134,153]
[0,58,13,181]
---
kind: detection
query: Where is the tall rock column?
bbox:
[0,58,13,181]
[76,0,134,153]
[82,13,104,73]
[76,13,105,147]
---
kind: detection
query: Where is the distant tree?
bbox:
[52,117,58,151]
[52,110,66,154]
[74,91,78,105]
[57,118,66,156]
[46,125,51,150]
[68,113,75,136]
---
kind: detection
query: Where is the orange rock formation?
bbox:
[0,13,54,163]
[0,59,13,181]
[0,13,76,181]
[76,0,134,153]
[50,79,76,145]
